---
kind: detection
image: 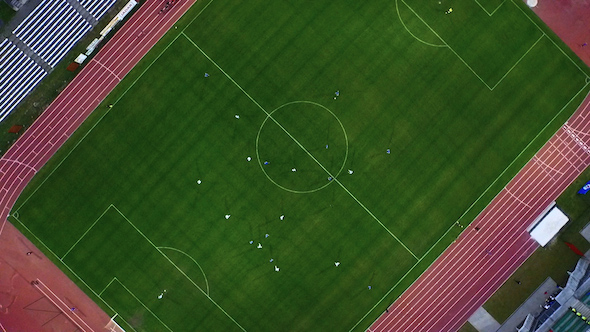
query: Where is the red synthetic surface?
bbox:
[368,3,590,331]
[531,0,590,68]
[370,100,590,332]
[0,0,589,331]
[0,0,196,330]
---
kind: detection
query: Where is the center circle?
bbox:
[256,101,348,193]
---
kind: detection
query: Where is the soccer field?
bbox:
[10,0,590,330]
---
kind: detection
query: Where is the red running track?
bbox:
[0,1,196,329]
[370,93,590,331]
[0,0,589,331]
[0,0,196,230]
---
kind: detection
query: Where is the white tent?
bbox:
[529,204,569,247]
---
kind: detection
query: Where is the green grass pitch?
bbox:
[10,0,590,330]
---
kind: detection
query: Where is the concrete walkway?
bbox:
[497,277,557,332]
[468,278,558,332]
[469,307,501,332]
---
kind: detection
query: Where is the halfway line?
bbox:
[180,32,418,260]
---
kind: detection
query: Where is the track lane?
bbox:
[371,93,590,331]
[0,0,197,329]
[2,1,589,330]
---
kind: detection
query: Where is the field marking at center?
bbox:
[348,74,590,332]
[181,32,418,261]
[10,1,587,330]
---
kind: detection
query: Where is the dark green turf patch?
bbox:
[0,1,15,24]
[11,0,590,330]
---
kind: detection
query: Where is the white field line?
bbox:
[11,214,132,332]
[181,32,419,260]
[109,277,173,331]
[473,0,507,16]
[13,0,217,215]
[62,204,113,260]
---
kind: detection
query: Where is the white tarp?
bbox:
[74,53,87,64]
[529,206,569,247]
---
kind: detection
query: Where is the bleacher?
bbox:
[0,0,119,122]
[0,39,48,122]
[79,0,118,20]
[550,310,590,332]
[14,0,93,68]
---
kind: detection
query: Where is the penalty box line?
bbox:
[109,204,248,332]
[9,213,133,332]
[180,32,419,261]
[510,0,590,79]
[100,277,172,332]
[401,0,548,91]
[53,203,246,331]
